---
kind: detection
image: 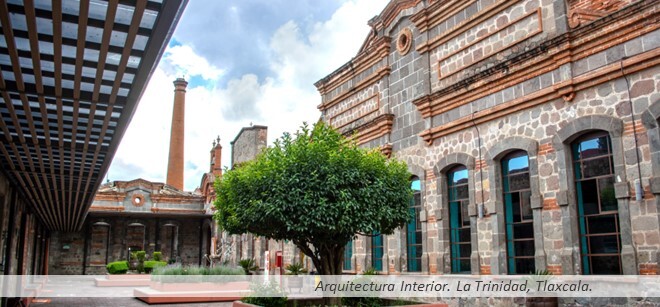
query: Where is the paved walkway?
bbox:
[30,297,233,307]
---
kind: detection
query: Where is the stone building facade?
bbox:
[315,0,659,276]
[48,179,211,274]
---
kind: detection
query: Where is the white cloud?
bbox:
[162,44,225,81]
[108,0,389,191]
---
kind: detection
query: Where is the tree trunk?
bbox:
[319,247,344,306]
[293,242,346,306]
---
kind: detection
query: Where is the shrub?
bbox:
[238,258,258,275]
[136,250,147,273]
[242,281,287,307]
[106,261,129,274]
[151,264,245,283]
[285,262,307,275]
[136,251,147,261]
[143,261,167,273]
[152,251,162,261]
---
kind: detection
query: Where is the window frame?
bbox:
[501,150,535,274]
[447,165,471,274]
[571,131,622,275]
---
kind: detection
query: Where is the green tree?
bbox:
[214,122,411,276]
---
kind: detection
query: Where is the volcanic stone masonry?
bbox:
[315,0,660,277]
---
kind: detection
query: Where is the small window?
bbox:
[448,165,470,273]
[372,232,383,271]
[343,240,352,271]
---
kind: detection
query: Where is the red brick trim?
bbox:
[640,263,658,275]
[132,194,144,207]
[344,114,394,145]
[318,66,390,111]
[380,144,393,158]
[329,93,380,130]
[542,198,559,210]
[436,9,543,82]
[397,28,413,56]
[538,143,554,156]
[420,49,660,143]
[89,206,124,212]
[315,37,391,98]
[150,207,205,214]
[546,264,562,275]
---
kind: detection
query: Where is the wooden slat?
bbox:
[74,0,119,231]
[24,0,61,220]
[77,0,147,227]
[0,1,53,226]
[68,0,90,231]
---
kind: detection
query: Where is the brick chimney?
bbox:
[166,77,188,190]
[211,136,222,177]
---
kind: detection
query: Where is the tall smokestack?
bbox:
[166,77,188,190]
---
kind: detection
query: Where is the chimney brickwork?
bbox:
[166,78,188,190]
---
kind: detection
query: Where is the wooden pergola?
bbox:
[0,0,188,231]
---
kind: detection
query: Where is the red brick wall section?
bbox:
[640,263,658,275]
[569,0,630,12]
[480,265,491,275]
[542,198,560,210]
[546,264,563,275]
[166,78,188,191]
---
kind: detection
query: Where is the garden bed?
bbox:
[134,282,251,304]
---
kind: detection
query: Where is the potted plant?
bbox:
[526,269,558,307]
[285,262,307,291]
[238,258,258,275]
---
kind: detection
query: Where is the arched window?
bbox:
[343,240,352,271]
[372,232,383,271]
[448,166,470,273]
[572,132,621,274]
[406,177,422,272]
[502,151,535,274]
[90,222,110,266]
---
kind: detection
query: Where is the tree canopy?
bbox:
[213,122,411,275]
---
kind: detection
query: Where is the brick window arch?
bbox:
[552,115,636,274]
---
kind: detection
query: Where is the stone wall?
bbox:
[231,126,268,167]
[48,215,209,274]
[316,0,660,276]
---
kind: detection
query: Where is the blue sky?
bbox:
[107,0,389,191]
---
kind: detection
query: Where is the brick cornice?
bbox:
[415,0,518,54]
[150,194,204,204]
[370,0,420,32]
[317,66,391,111]
[411,0,478,34]
[150,207,205,214]
[380,143,393,158]
[419,48,660,144]
[413,0,658,121]
[93,193,126,202]
[89,206,125,212]
[343,113,394,145]
[315,36,391,98]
